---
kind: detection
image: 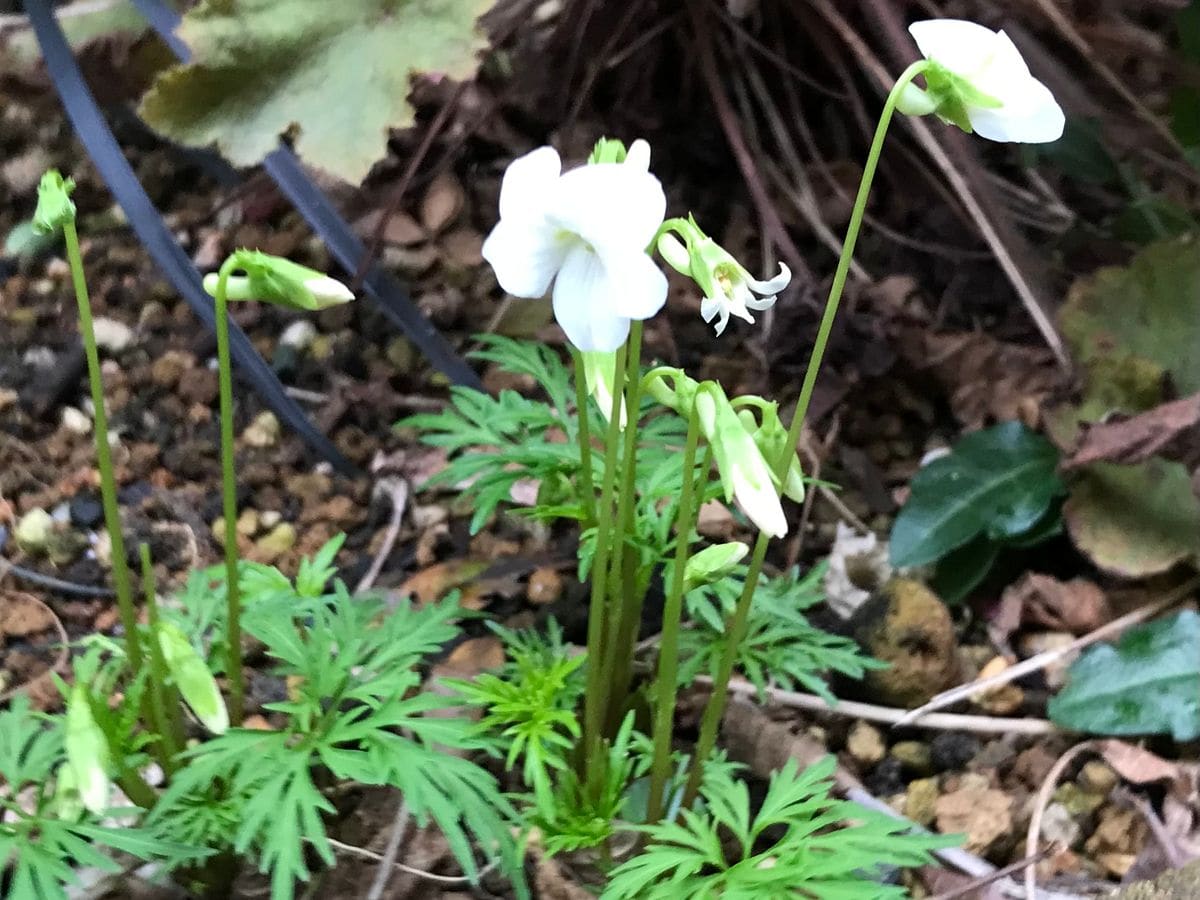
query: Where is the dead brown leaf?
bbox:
[991,574,1112,647]
[1065,392,1200,476]
[396,559,489,607]
[0,592,56,639]
[893,329,1067,430]
[1097,740,1192,788]
[420,172,465,234]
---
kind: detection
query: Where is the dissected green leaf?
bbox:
[889,422,1064,568]
[1063,460,1200,577]
[138,0,490,183]
[1048,610,1200,740]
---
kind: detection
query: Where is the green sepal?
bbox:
[33,170,77,235]
[588,137,628,164]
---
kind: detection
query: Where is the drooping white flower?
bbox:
[481,142,668,352]
[695,385,788,539]
[657,229,789,337]
[907,19,1064,144]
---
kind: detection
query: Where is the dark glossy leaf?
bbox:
[931,537,999,605]
[889,422,1064,568]
[1048,610,1200,741]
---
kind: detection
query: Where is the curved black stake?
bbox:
[24,0,357,474]
[131,0,483,390]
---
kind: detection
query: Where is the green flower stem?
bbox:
[114,764,158,810]
[61,221,142,673]
[581,342,628,778]
[682,60,930,807]
[569,347,598,530]
[139,544,181,774]
[213,256,245,726]
[600,322,644,734]
[646,402,703,824]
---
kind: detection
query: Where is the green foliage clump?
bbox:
[680,564,884,703]
[149,586,524,900]
[402,335,696,549]
[0,696,194,900]
[603,757,950,899]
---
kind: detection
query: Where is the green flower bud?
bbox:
[65,683,110,815]
[33,170,77,235]
[683,541,749,593]
[203,249,354,311]
[158,621,229,734]
[580,350,627,429]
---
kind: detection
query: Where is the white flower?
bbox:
[909,19,1064,144]
[658,232,789,336]
[482,142,668,352]
[695,387,787,538]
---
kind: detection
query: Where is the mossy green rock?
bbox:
[1115,861,1200,899]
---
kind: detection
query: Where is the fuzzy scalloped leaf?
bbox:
[1060,234,1200,401]
[1063,459,1200,577]
[138,0,490,183]
[1048,610,1200,741]
[1056,236,1200,576]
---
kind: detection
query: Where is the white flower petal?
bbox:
[973,29,1033,91]
[728,293,756,324]
[482,217,568,298]
[601,248,668,319]
[908,19,1000,76]
[303,275,354,305]
[700,295,721,322]
[745,262,791,295]
[744,294,777,311]
[732,468,788,538]
[624,139,651,172]
[553,245,631,351]
[551,164,666,254]
[499,146,561,221]
[966,78,1064,143]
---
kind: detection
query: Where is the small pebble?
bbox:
[903,777,939,826]
[1052,782,1105,818]
[15,508,54,553]
[259,510,282,530]
[279,320,317,352]
[61,406,91,434]
[254,523,296,563]
[91,317,135,353]
[242,411,280,448]
[23,346,56,369]
[930,732,981,772]
[1078,761,1119,796]
[526,566,563,605]
[846,721,887,767]
[862,756,906,797]
[69,494,104,529]
[1040,802,1081,848]
[890,741,933,775]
